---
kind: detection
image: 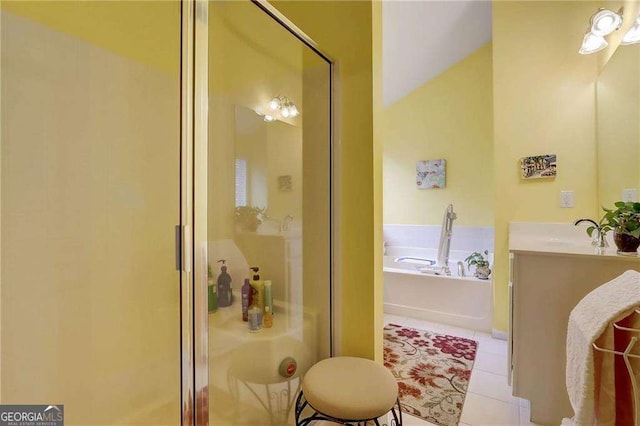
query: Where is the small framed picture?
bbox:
[417,159,446,189]
[520,154,557,179]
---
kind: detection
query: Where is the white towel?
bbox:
[565,270,640,426]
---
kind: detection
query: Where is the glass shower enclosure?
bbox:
[0,1,332,424]
[202,1,333,425]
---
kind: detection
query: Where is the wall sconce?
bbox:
[621,15,640,45]
[268,95,300,119]
[579,8,624,54]
[255,95,300,122]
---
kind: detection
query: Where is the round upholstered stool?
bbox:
[294,356,402,426]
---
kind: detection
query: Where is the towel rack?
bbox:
[592,308,640,426]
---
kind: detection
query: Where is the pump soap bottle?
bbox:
[217,260,233,307]
[249,267,264,311]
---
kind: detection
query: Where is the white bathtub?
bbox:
[383,247,493,332]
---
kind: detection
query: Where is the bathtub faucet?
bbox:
[436,204,457,274]
[433,204,457,276]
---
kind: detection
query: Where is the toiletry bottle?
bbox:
[263,306,273,328]
[248,306,263,332]
[249,267,264,311]
[208,264,218,313]
[217,260,233,307]
[264,280,273,317]
[241,278,252,321]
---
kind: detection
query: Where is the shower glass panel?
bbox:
[0,2,182,424]
[206,2,332,425]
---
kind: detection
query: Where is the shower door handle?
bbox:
[175,225,182,271]
[175,225,191,272]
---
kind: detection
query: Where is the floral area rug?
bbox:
[383,323,478,426]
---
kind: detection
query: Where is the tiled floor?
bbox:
[384,314,542,426]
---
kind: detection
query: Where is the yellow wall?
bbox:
[272,0,380,358]
[383,43,494,227]
[492,1,601,332]
[372,0,383,363]
[1,0,179,75]
[1,8,181,424]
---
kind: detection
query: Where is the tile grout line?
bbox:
[465,389,520,407]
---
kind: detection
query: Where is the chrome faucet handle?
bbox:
[595,230,609,248]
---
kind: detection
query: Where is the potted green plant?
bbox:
[593,201,640,255]
[235,206,265,232]
[465,250,491,280]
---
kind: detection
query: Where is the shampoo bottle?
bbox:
[241,278,252,321]
[249,267,264,311]
[217,260,233,307]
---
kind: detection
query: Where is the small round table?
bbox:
[294,356,402,425]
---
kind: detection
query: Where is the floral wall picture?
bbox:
[417,159,446,189]
[277,175,292,192]
[520,154,557,179]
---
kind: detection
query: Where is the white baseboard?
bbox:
[492,329,508,341]
[384,303,492,333]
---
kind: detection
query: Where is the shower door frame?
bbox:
[183,0,338,424]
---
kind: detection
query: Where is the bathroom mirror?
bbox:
[596,43,640,209]
[234,104,302,221]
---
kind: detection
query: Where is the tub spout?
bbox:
[457,261,466,277]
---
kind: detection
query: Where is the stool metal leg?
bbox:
[295,390,403,426]
[389,397,403,426]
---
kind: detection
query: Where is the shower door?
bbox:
[198,1,333,424]
[0,2,186,424]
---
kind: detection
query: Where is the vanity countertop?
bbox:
[508,222,640,260]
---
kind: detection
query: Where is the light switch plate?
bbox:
[560,191,574,208]
[622,188,638,203]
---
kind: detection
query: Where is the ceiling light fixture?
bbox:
[579,32,609,55]
[621,16,640,45]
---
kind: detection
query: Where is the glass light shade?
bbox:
[269,97,280,110]
[578,33,608,55]
[264,114,275,122]
[289,105,299,117]
[621,21,640,45]
[590,9,623,36]
[280,107,290,118]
